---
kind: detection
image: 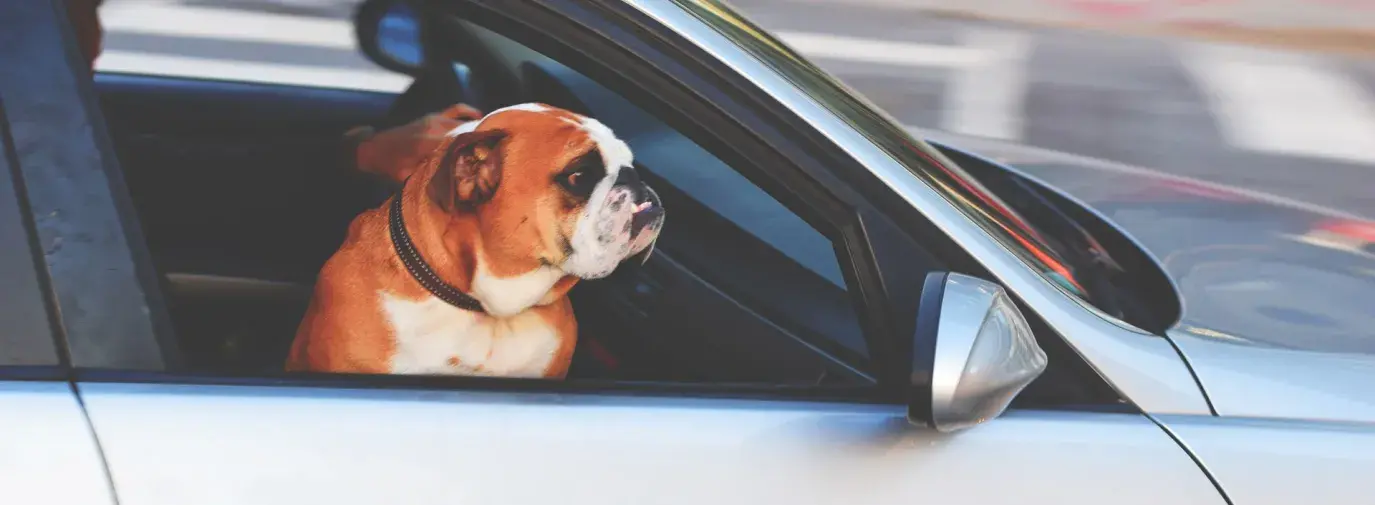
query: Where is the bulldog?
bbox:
[286,103,664,378]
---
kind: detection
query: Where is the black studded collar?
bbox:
[388,190,486,313]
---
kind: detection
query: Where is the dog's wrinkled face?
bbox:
[427,103,664,280]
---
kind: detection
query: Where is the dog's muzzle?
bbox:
[565,165,665,278]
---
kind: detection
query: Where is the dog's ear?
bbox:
[428,129,507,212]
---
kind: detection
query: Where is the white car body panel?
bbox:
[1159,414,1375,505]
[80,383,1224,505]
[0,382,116,505]
[1168,330,1375,423]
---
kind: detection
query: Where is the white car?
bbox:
[2,0,1372,504]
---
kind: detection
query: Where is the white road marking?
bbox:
[775,31,990,68]
[1183,43,1375,165]
[945,28,1030,141]
[100,1,355,49]
[95,50,410,93]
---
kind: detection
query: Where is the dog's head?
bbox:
[426,103,664,280]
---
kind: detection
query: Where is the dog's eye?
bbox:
[558,168,598,196]
[558,150,605,197]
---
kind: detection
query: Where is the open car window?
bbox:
[60,0,877,386]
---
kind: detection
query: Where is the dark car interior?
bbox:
[94,2,878,387]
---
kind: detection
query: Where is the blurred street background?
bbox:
[96,0,1375,217]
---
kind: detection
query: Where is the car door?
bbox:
[23,0,1223,504]
[73,381,1225,505]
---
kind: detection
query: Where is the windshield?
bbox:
[671,0,1094,301]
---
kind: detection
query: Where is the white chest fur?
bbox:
[380,293,563,377]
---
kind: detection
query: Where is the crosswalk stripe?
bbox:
[945,28,1030,141]
[100,1,356,50]
[95,50,410,93]
[775,31,990,68]
[1183,43,1375,165]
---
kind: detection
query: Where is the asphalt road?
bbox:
[97,0,1375,218]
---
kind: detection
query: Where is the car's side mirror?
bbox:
[355,0,426,75]
[908,272,1048,432]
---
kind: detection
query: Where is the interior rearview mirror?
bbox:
[909,272,1048,432]
[355,0,426,75]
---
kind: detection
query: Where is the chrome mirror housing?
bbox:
[909,272,1048,432]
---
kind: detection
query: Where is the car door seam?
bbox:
[1160,332,1220,416]
[1148,413,1235,505]
[68,381,124,505]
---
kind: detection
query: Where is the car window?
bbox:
[50,0,873,385]
[94,0,410,93]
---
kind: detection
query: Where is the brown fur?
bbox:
[286,105,599,377]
